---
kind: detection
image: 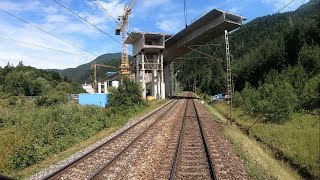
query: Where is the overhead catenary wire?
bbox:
[0,35,87,57]
[89,0,119,25]
[0,8,98,57]
[183,45,223,62]
[277,0,297,13]
[51,0,129,52]
[183,0,188,28]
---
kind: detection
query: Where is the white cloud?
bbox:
[0,0,125,69]
[142,0,171,8]
[156,19,182,34]
[0,0,43,12]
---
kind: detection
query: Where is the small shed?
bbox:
[79,93,109,108]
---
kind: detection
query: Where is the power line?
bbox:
[183,0,188,28]
[277,0,296,13]
[255,0,297,25]
[0,35,86,56]
[0,8,98,57]
[89,0,119,25]
[51,0,124,48]
[184,45,223,62]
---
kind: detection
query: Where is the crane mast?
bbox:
[115,0,136,75]
[91,64,116,92]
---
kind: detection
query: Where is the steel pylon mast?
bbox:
[115,0,136,75]
[225,30,232,122]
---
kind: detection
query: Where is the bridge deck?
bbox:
[164,9,245,62]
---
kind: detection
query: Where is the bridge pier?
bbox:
[125,32,169,100]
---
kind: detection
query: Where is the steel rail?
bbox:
[168,93,216,180]
[43,96,182,179]
[168,93,190,180]
[193,98,217,180]
[88,95,185,179]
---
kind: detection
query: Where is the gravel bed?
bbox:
[194,99,248,179]
[28,100,172,180]
[94,98,186,179]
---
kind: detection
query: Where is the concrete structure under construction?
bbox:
[125,32,171,99]
[163,9,245,97]
[126,9,245,99]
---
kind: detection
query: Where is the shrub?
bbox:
[8,96,17,106]
[266,82,298,121]
[35,96,48,106]
[10,145,41,170]
[240,82,261,114]
[233,91,243,108]
[302,74,320,110]
[109,78,144,109]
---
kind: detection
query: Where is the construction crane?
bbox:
[91,64,117,92]
[115,0,136,75]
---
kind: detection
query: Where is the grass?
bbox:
[0,98,167,179]
[204,103,302,179]
[212,102,319,178]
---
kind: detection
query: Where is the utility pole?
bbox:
[225,30,232,123]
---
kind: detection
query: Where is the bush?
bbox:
[233,91,243,108]
[266,82,298,121]
[109,78,144,109]
[8,96,17,106]
[240,82,261,114]
[10,145,41,170]
[302,74,320,110]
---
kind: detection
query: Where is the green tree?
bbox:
[109,78,143,109]
[302,74,320,110]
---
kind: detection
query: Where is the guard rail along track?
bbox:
[43,93,186,180]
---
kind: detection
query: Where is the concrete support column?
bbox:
[160,51,165,99]
[135,55,139,82]
[170,62,174,96]
[98,82,101,93]
[164,63,171,97]
[151,70,158,98]
[104,81,108,93]
[141,50,146,99]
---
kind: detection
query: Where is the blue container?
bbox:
[79,93,109,108]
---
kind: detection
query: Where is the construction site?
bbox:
[1,0,318,179]
[79,0,245,110]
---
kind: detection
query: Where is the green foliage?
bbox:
[302,74,320,110]
[233,91,243,108]
[0,100,150,174]
[109,78,143,109]
[266,82,298,121]
[10,145,40,170]
[240,83,260,114]
[0,62,84,97]
[299,45,320,75]
[237,68,300,121]
[215,103,320,178]
[176,1,319,121]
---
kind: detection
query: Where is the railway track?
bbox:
[168,94,216,180]
[39,92,247,179]
[43,94,185,180]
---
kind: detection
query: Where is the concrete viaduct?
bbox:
[125,9,245,99]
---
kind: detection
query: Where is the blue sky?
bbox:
[0,0,309,69]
